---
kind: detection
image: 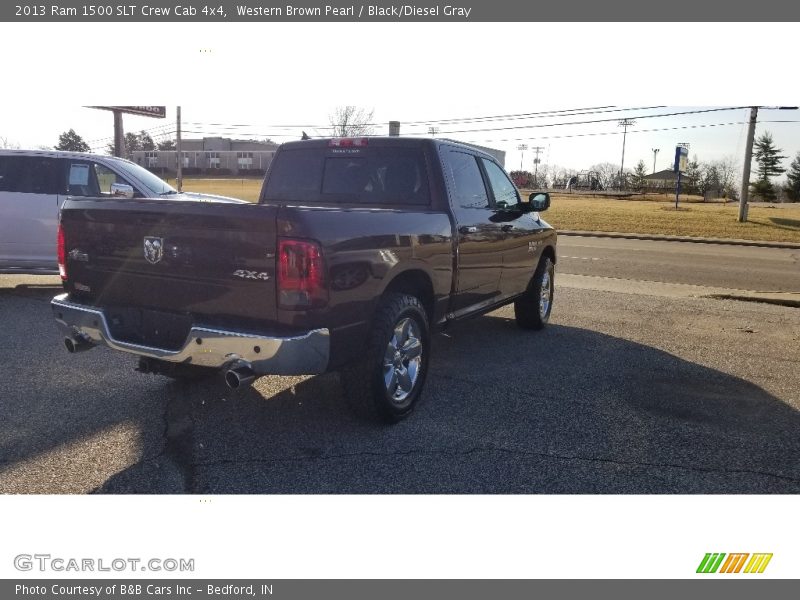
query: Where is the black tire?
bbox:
[340,293,430,423]
[514,255,554,330]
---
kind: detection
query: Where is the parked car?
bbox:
[51,137,557,422]
[0,149,238,274]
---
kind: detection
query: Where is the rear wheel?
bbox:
[514,255,554,330]
[340,293,430,423]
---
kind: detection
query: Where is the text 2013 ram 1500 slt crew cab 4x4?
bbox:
[52,137,557,422]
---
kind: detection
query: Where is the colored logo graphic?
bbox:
[697,553,773,574]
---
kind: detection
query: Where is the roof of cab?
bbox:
[277,136,496,160]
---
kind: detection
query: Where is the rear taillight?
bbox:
[57,222,67,280]
[277,238,327,309]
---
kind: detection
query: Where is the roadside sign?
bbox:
[88,106,166,118]
[674,145,689,174]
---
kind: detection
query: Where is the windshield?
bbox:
[112,160,177,196]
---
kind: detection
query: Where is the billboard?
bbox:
[88,106,167,118]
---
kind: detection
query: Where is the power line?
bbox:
[179,108,756,143]
[85,122,176,144]
[455,119,800,145]
[182,105,666,130]
[398,107,749,136]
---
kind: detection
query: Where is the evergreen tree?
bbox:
[633,160,648,191]
[55,129,90,152]
[686,156,703,195]
[786,152,800,202]
[106,130,157,157]
[750,132,786,201]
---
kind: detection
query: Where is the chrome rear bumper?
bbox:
[51,293,329,375]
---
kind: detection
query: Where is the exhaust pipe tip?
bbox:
[224,365,256,390]
[64,336,92,353]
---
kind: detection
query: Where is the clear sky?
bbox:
[1,22,798,181]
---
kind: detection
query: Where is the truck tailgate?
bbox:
[60,199,279,327]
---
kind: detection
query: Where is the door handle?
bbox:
[501,224,514,232]
[459,226,478,234]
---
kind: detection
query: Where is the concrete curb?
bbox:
[559,230,800,250]
[558,274,800,308]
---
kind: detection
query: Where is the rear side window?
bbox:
[264,147,430,205]
[441,151,489,209]
[0,155,61,195]
[65,161,136,197]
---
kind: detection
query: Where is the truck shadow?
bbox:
[106,312,800,494]
[1,283,798,494]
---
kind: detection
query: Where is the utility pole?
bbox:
[738,107,758,223]
[531,146,545,187]
[113,109,124,158]
[427,126,439,137]
[517,144,528,171]
[618,119,636,189]
[737,106,797,222]
[651,148,660,174]
[176,106,183,192]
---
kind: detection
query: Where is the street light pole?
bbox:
[517,144,528,171]
[651,148,660,174]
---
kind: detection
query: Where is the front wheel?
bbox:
[514,255,554,330]
[340,293,430,423]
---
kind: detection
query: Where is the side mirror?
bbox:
[110,183,135,198]
[527,192,550,212]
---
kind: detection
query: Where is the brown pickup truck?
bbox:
[52,137,557,422]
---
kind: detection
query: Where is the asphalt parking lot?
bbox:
[0,250,799,494]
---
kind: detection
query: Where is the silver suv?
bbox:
[0,149,237,274]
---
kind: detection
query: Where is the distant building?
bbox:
[131,137,279,176]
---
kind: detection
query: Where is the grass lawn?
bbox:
[170,177,263,202]
[169,178,800,243]
[544,194,800,243]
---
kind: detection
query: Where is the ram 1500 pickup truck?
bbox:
[51,137,556,421]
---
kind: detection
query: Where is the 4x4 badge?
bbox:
[143,237,164,264]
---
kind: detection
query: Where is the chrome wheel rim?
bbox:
[382,317,423,403]
[539,267,552,318]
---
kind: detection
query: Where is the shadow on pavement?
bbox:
[1,279,797,493]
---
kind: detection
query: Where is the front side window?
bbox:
[481,159,520,209]
[93,163,134,195]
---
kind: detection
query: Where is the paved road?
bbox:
[0,238,798,494]
[559,236,800,292]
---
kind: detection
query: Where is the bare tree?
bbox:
[0,135,21,149]
[590,162,620,189]
[328,106,375,137]
[710,155,740,201]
